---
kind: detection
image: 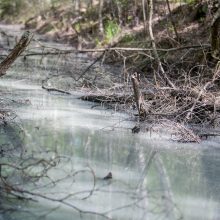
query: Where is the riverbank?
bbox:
[1,1,220,142]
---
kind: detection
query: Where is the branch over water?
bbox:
[0,31,33,77]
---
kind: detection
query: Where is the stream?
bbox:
[0,26,220,220]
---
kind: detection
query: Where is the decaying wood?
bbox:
[22,44,210,58]
[159,120,201,143]
[0,31,33,77]
[148,0,176,89]
[131,73,147,119]
[185,61,220,121]
[165,0,180,41]
[42,79,71,95]
[80,93,132,104]
[211,3,220,59]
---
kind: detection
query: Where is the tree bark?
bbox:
[165,0,179,41]
[98,0,104,34]
[74,0,80,15]
[211,0,220,59]
[148,0,176,89]
[131,73,147,119]
[142,0,147,34]
[0,31,33,77]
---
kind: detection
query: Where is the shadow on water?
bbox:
[201,147,220,219]
[0,122,24,157]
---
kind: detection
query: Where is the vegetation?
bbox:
[1,0,220,138]
[1,1,220,219]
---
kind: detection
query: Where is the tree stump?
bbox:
[131,73,147,120]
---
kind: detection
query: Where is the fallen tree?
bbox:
[0,31,33,77]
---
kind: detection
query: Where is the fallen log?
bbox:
[42,79,71,95]
[80,93,133,104]
[0,31,33,77]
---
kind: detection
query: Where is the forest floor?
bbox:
[2,1,220,142]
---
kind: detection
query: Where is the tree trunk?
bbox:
[0,31,33,77]
[98,0,104,34]
[74,0,80,15]
[165,0,179,41]
[148,0,176,89]
[211,0,220,59]
[131,73,147,119]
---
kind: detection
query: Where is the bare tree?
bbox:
[74,0,80,15]
[0,31,33,77]
[148,0,176,88]
[142,0,147,34]
[99,0,104,35]
[211,0,220,59]
[165,0,180,40]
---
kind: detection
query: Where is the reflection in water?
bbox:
[1,123,24,150]
[202,148,220,220]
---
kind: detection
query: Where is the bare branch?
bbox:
[0,31,33,76]
[148,0,176,89]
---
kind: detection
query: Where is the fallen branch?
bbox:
[80,93,133,104]
[0,31,33,76]
[23,44,210,57]
[75,51,105,81]
[42,79,71,95]
[185,62,220,121]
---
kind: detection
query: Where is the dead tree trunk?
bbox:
[211,0,220,59]
[148,0,176,89]
[74,0,80,15]
[131,73,147,120]
[142,0,147,34]
[0,31,33,77]
[165,0,179,41]
[98,0,104,35]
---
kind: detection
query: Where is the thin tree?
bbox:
[98,0,104,35]
[211,0,220,59]
[165,0,180,41]
[142,0,147,34]
[148,0,176,89]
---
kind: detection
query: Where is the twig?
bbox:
[22,44,210,57]
[186,62,220,121]
[75,51,105,81]
[165,0,180,41]
[42,78,71,95]
[148,0,176,89]
[185,82,211,121]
